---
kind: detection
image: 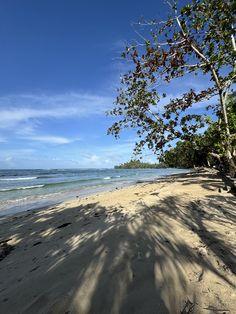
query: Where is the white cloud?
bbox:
[21,135,78,144]
[0,92,113,130]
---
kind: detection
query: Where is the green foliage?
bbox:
[161,130,219,168]
[114,159,166,169]
[162,94,236,169]
[108,0,236,175]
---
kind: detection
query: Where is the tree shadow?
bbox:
[0,173,235,313]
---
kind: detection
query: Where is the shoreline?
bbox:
[0,170,235,313]
[0,169,193,218]
[0,180,132,218]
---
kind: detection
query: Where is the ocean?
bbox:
[0,168,191,216]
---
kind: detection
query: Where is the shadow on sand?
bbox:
[0,172,235,313]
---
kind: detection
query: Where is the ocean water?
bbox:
[0,168,191,216]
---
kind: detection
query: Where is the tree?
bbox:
[161,126,221,168]
[162,93,236,170]
[108,0,236,176]
[114,159,166,169]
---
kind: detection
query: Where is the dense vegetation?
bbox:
[108,0,236,176]
[114,160,166,169]
[161,93,236,170]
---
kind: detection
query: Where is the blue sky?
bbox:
[0,0,215,169]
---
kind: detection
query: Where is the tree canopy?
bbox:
[162,93,236,170]
[114,159,166,169]
[108,0,236,176]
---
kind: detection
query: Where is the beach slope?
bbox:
[0,171,235,313]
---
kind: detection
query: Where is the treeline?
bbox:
[117,94,236,171]
[114,160,166,169]
[161,94,236,171]
[110,95,236,177]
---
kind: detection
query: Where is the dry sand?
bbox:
[0,171,235,314]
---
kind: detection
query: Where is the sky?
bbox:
[0,0,215,169]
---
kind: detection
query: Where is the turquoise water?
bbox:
[0,168,191,216]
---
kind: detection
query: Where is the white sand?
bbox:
[0,171,235,313]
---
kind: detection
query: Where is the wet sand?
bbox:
[0,171,235,313]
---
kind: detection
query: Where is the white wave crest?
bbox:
[0,185,44,192]
[0,177,37,181]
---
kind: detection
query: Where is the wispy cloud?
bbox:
[0,92,113,130]
[20,135,79,144]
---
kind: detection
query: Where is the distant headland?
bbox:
[114,159,167,169]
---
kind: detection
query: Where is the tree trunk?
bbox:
[219,90,236,177]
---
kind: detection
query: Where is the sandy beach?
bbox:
[0,170,235,314]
